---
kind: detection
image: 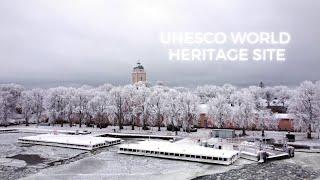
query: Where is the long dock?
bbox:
[0,127,91,135]
[98,132,178,140]
[0,128,17,133]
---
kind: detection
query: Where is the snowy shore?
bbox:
[193,161,319,180]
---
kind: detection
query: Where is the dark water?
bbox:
[9,154,46,165]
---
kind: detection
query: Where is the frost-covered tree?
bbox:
[0,84,24,111]
[20,91,34,126]
[0,91,13,126]
[146,86,168,131]
[231,89,256,135]
[289,81,320,138]
[263,87,275,107]
[105,104,117,127]
[122,85,138,130]
[221,84,236,102]
[45,87,69,126]
[0,92,12,126]
[110,86,126,130]
[29,88,45,125]
[248,86,265,110]
[256,108,273,130]
[163,89,182,130]
[74,88,92,128]
[208,95,231,128]
[63,88,76,127]
[0,81,319,132]
[179,91,199,132]
[136,85,151,130]
[196,85,221,103]
[0,84,24,126]
[95,83,114,92]
[246,86,273,130]
[0,95,4,125]
[89,91,112,128]
[273,86,292,107]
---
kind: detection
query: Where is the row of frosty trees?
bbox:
[0,81,319,137]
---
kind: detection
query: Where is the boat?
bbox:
[118,140,240,165]
[18,133,121,150]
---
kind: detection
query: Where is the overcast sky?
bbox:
[0,0,319,88]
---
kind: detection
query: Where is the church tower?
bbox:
[132,61,146,84]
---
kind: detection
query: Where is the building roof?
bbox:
[19,134,121,146]
[273,113,293,120]
[198,104,208,114]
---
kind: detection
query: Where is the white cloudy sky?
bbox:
[0,0,319,87]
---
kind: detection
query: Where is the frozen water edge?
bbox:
[20,141,320,179]
[0,133,86,159]
[0,132,87,180]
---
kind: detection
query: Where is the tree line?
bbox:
[0,81,319,137]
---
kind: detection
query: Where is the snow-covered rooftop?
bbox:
[19,134,121,146]
[198,104,208,114]
[273,113,293,119]
[262,99,285,107]
[119,140,239,158]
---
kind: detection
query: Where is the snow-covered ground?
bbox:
[7,124,320,141]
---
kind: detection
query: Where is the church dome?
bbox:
[133,62,144,70]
